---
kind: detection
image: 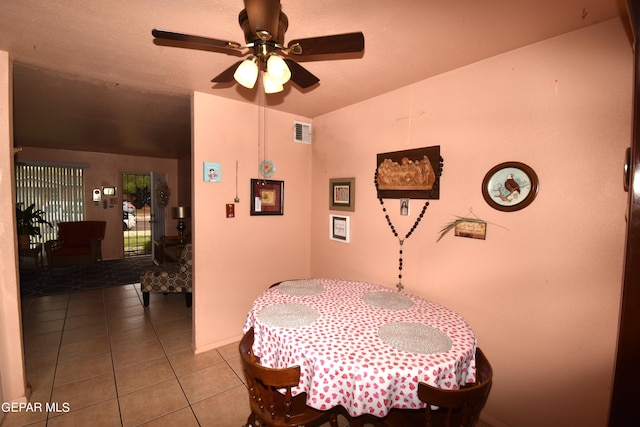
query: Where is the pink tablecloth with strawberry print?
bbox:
[242,278,477,418]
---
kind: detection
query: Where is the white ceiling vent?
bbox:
[294,121,312,144]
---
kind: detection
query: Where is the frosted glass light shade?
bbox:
[234,56,259,89]
[266,54,291,85]
[263,72,284,93]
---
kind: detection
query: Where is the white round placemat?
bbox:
[362,291,414,310]
[276,280,324,296]
[378,322,452,355]
[257,303,319,328]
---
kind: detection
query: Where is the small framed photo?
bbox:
[250,179,284,216]
[482,162,539,212]
[329,214,350,243]
[329,178,355,211]
[204,162,222,182]
[400,198,410,216]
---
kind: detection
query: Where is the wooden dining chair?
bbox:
[239,327,340,427]
[419,347,493,427]
[382,347,493,427]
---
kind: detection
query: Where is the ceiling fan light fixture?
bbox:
[234,56,259,89]
[263,72,284,93]
[266,54,291,85]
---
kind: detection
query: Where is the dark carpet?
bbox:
[19,255,157,299]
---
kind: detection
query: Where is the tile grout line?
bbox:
[44,293,72,426]
[129,285,201,426]
[104,288,127,427]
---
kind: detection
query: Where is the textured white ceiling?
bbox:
[0,0,627,158]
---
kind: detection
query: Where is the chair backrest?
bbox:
[58,221,106,247]
[239,328,306,425]
[417,347,493,427]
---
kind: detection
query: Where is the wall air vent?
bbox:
[293,121,312,144]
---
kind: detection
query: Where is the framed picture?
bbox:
[329,177,355,211]
[250,179,284,216]
[329,214,350,243]
[204,162,222,182]
[376,146,443,199]
[454,221,487,240]
[482,162,539,212]
[400,198,410,216]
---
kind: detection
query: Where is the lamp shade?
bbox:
[234,56,259,89]
[266,54,291,85]
[263,72,284,93]
[171,206,191,219]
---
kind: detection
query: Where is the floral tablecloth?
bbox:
[243,278,477,418]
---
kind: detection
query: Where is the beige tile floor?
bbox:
[5,284,491,427]
[4,284,260,427]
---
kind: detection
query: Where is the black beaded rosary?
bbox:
[375,170,430,291]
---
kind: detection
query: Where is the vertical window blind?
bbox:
[15,163,85,243]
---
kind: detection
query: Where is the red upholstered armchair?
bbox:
[45,221,106,270]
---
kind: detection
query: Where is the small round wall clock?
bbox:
[259,160,275,178]
[482,161,539,212]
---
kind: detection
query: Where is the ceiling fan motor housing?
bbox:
[238,9,288,45]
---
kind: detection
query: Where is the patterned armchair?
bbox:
[140,243,192,307]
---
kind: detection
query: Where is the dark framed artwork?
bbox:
[482,162,539,212]
[250,179,284,216]
[329,177,355,211]
[376,146,443,199]
[329,214,350,243]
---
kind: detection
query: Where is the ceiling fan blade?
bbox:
[152,29,242,51]
[284,59,319,89]
[211,61,243,83]
[243,0,281,38]
[288,32,365,56]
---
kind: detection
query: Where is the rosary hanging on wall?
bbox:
[375,146,443,291]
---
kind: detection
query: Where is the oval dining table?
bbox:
[242,278,477,423]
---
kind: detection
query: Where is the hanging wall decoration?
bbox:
[250,179,284,216]
[329,214,351,243]
[329,178,356,212]
[482,161,538,212]
[204,162,222,182]
[376,146,442,199]
[155,181,170,208]
[437,215,487,242]
[375,146,444,291]
[437,209,508,242]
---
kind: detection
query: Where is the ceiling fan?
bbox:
[152,0,365,93]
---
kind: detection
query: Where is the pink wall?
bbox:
[310,19,631,427]
[14,147,179,260]
[192,92,313,351]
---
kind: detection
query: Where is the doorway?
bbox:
[121,173,152,257]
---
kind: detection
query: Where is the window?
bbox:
[15,163,84,243]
